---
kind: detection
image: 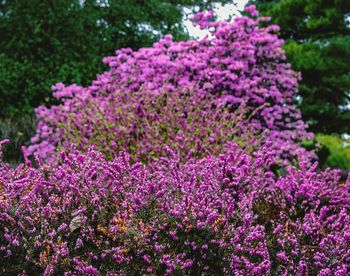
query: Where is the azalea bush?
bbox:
[1,141,349,275]
[26,5,314,166]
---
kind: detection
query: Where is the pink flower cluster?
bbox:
[1,142,349,274]
[26,5,314,166]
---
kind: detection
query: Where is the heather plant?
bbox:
[254,163,350,274]
[0,142,273,274]
[27,85,265,164]
[26,5,315,166]
[1,141,349,274]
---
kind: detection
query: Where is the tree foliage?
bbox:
[0,0,229,116]
[248,0,350,133]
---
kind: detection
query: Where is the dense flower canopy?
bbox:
[26,86,265,164]
[26,5,314,166]
[1,141,349,274]
[1,5,348,275]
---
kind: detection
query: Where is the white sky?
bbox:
[184,0,249,39]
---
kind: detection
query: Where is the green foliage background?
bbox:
[0,0,230,116]
[248,0,350,134]
[316,134,350,170]
[249,0,350,169]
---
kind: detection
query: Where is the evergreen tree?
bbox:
[248,0,350,133]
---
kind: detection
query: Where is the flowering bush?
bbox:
[1,141,349,275]
[27,87,263,163]
[3,5,346,275]
[26,5,314,166]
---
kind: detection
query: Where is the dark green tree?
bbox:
[0,0,230,116]
[248,0,350,133]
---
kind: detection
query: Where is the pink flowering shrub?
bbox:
[27,87,263,163]
[1,141,349,275]
[254,163,350,275]
[26,5,314,166]
[3,5,346,275]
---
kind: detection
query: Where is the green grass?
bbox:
[315,134,350,170]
